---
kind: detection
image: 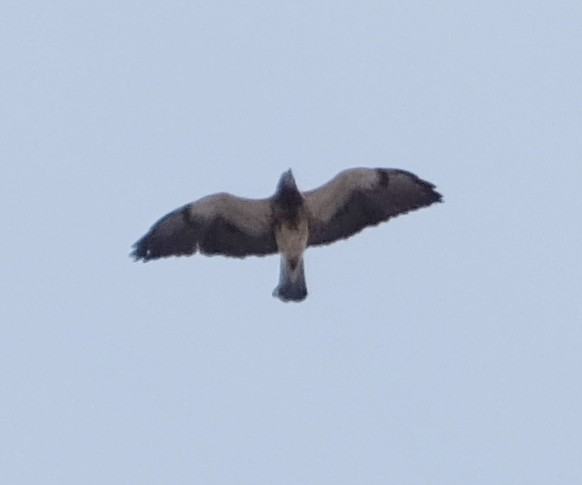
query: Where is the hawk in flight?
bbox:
[132,168,442,302]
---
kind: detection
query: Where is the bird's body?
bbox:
[132,168,442,302]
[270,171,310,300]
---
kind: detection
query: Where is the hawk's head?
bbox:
[277,169,297,193]
[274,169,304,217]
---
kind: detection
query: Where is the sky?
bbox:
[1,1,581,483]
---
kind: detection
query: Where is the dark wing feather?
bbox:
[131,193,277,260]
[304,168,442,247]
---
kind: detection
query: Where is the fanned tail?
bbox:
[273,256,307,302]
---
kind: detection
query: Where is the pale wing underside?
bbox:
[131,193,277,260]
[304,168,442,246]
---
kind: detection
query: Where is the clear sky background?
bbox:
[2,1,581,484]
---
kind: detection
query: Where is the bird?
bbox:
[131,168,442,302]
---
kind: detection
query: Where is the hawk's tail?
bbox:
[273,255,307,302]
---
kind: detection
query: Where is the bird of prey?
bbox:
[131,168,442,302]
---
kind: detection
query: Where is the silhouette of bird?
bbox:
[131,168,442,302]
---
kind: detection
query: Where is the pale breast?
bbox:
[275,218,309,258]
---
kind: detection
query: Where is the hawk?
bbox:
[131,168,442,302]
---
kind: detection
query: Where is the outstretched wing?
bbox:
[304,168,442,247]
[131,193,277,260]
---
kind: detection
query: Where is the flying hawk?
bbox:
[131,168,442,302]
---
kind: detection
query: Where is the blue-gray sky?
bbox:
[2,1,581,483]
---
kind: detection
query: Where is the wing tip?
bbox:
[378,168,443,202]
[398,169,444,205]
[130,238,151,262]
[129,236,198,262]
[431,188,444,204]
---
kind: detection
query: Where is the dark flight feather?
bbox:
[304,168,442,246]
